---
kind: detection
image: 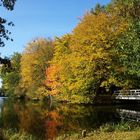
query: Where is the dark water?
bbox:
[0,97,140,139]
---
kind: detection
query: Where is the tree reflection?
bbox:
[0,100,121,139]
[44,110,63,140]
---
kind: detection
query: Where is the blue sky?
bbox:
[0,0,110,57]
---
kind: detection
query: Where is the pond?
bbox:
[0,97,140,139]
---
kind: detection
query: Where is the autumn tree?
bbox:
[46,4,129,103]
[4,0,139,104]
[45,35,84,102]
[20,38,54,98]
[74,12,127,95]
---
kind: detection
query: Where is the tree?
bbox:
[45,9,128,103]
[109,0,140,20]
[0,0,16,47]
[108,0,140,89]
[0,52,21,96]
[20,38,54,98]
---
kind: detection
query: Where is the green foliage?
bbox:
[109,0,140,89]
[0,52,21,96]
[99,121,139,132]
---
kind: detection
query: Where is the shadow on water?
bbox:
[0,97,140,139]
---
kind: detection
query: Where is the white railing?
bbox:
[117,109,140,122]
[113,89,140,100]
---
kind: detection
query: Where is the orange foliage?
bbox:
[45,65,61,95]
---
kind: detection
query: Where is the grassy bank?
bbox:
[57,130,140,140]
[57,122,140,140]
[83,130,140,140]
[0,122,140,140]
[1,130,140,140]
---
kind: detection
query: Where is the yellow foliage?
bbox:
[20,38,53,97]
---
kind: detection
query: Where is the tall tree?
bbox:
[20,38,54,98]
[46,7,128,103]
[108,0,140,89]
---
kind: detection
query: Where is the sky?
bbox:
[0,0,110,57]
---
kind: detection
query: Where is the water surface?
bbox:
[0,97,140,139]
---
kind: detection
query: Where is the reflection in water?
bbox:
[0,98,140,139]
[117,109,140,122]
[0,97,6,113]
[0,97,4,106]
[0,99,2,113]
[45,111,63,139]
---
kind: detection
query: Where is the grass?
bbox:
[98,121,139,132]
[0,129,37,140]
[56,121,140,140]
[0,121,140,140]
[56,129,140,140]
[83,130,140,140]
